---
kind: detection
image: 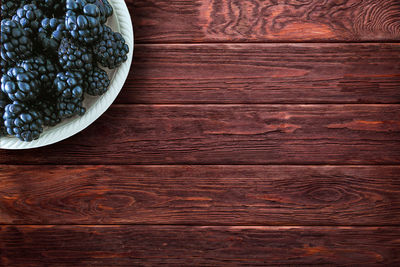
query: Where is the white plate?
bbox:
[0,0,134,150]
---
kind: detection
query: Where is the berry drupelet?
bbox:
[1,19,33,64]
[38,18,66,53]
[1,67,41,102]
[3,101,44,142]
[12,4,44,36]
[94,25,129,69]
[83,66,110,96]
[58,38,93,73]
[65,0,103,44]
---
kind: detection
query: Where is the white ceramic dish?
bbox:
[0,0,134,150]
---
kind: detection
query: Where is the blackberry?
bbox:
[1,19,33,63]
[12,4,44,36]
[88,0,113,23]
[83,66,110,96]
[54,71,84,99]
[38,18,66,53]
[18,55,58,90]
[94,25,129,69]
[3,101,43,141]
[1,67,41,102]
[58,38,93,73]
[65,0,103,44]
[35,99,61,126]
[53,71,86,118]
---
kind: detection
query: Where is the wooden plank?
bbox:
[1,225,399,266]
[130,0,400,43]
[1,165,399,225]
[1,105,400,164]
[117,43,400,104]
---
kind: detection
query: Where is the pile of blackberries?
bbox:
[1,0,129,142]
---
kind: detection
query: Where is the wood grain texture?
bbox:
[130,0,400,42]
[1,105,399,165]
[117,43,400,104]
[1,225,399,266]
[1,165,399,225]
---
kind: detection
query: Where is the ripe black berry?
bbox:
[94,25,129,69]
[58,38,93,73]
[3,101,44,141]
[65,0,103,44]
[12,4,44,36]
[1,67,41,102]
[84,66,110,96]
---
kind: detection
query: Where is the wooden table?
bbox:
[1,0,400,265]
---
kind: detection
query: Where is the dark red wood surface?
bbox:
[2,105,400,165]
[1,0,400,265]
[1,165,400,225]
[130,0,400,43]
[116,44,400,104]
[2,226,400,266]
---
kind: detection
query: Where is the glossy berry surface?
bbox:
[12,4,44,36]
[38,18,66,53]
[3,101,43,142]
[1,19,33,63]
[94,25,129,69]
[58,38,93,73]
[18,55,58,90]
[1,67,41,102]
[84,66,110,96]
[65,0,103,44]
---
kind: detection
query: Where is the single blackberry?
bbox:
[1,19,33,63]
[83,66,110,96]
[12,4,44,36]
[54,71,84,99]
[1,67,41,102]
[58,38,93,73]
[0,91,10,136]
[94,25,129,69]
[35,99,61,126]
[65,0,103,44]
[3,101,43,141]
[18,55,58,90]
